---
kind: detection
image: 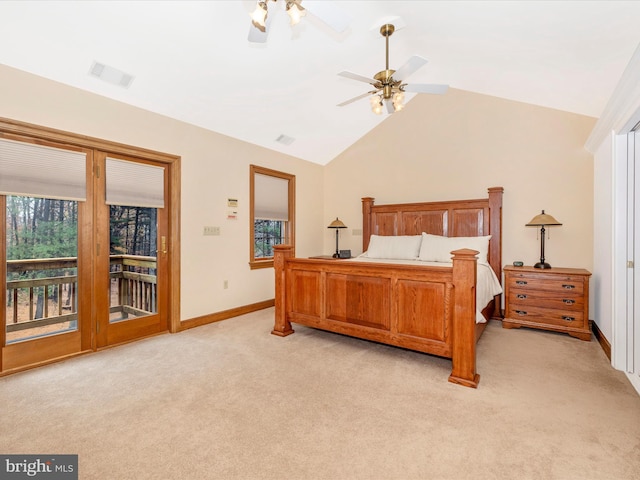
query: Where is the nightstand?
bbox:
[308,255,348,260]
[502,265,592,341]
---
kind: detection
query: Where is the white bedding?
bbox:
[345,255,503,324]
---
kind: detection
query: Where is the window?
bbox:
[249,165,295,269]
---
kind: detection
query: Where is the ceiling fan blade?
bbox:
[393,55,428,82]
[402,83,449,94]
[337,91,374,107]
[304,1,351,33]
[338,71,377,85]
[248,13,274,43]
[385,99,395,114]
[248,24,268,43]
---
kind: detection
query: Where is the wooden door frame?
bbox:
[0,117,181,364]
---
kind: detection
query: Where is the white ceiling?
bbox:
[1,1,639,165]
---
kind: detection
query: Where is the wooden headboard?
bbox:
[362,187,504,281]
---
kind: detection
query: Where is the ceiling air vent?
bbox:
[275,134,295,146]
[89,61,134,89]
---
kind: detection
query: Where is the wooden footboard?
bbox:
[272,245,482,388]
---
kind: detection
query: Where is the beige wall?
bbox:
[0,64,325,321]
[0,64,598,323]
[324,89,596,302]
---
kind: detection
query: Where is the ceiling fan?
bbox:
[248,0,350,43]
[337,24,448,114]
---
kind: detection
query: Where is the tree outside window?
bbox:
[249,165,295,269]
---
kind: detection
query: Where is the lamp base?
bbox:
[534,262,552,269]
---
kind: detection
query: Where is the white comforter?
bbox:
[344,256,503,323]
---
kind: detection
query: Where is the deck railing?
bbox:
[5,255,157,334]
[109,255,157,320]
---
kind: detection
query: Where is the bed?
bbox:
[272,187,504,388]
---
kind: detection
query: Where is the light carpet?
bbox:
[1,308,639,480]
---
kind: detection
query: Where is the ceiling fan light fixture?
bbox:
[250,1,269,31]
[392,91,405,112]
[286,1,306,26]
[370,95,383,115]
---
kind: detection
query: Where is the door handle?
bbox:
[161,236,167,255]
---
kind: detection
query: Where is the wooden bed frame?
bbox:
[272,187,503,388]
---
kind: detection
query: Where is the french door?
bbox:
[1,130,175,374]
[94,151,169,347]
[1,135,93,370]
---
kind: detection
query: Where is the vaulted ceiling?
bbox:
[1,1,639,165]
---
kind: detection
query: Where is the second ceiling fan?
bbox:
[248,0,350,43]
[338,24,448,114]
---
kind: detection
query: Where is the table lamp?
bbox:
[526,210,562,269]
[327,217,347,258]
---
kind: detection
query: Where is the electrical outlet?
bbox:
[203,226,220,236]
[223,280,228,289]
[352,229,363,236]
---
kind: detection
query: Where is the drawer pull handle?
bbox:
[516,280,528,285]
[562,284,575,290]
[562,316,575,322]
[516,294,527,299]
[515,310,527,316]
[563,299,575,305]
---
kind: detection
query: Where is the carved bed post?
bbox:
[271,245,294,337]
[448,248,480,388]
[362,197,375,252]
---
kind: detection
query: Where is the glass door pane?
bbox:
[109,205,157,323]
[5,195,78,343]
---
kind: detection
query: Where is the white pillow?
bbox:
[366,234,422,260]
[418,233,491,265]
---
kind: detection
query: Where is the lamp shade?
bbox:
[286,1,306,25]
[250,1,268,30]
[327,218,347,229]
[526,210,562,227]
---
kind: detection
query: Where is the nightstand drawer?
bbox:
[507,275,584,295]
[507,290,584,311]
[507,305,585,328]
[502,265,591,341]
